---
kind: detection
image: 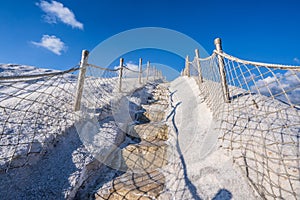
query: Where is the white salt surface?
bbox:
[163,77,259,199]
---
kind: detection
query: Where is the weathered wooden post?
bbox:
[214,38,230,103]
[146,61,150,81]
[195,49,203,83]
[74,50,89,111]
[138,58,142,84]
[151,66,154,80]
[118,58,124,92]
[185,55,190,77]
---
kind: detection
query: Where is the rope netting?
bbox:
[0,60,162,172]
[0,65,80,171]
[188,51,300,199]
[81,63,159,118]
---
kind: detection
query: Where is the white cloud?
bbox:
[37,0,83,30]
[125,63,139,71]
[251,71,300,104]
[32,35,66,55]
[293,57,300,64]
[114,62,140,78]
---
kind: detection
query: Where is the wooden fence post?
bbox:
[195,49,203,83]
[138,58,142,84]
[74,50,89,111]
[214,38,230,103]
[118,58,124,92]
[146,61,150,81]
[185,55,190,77]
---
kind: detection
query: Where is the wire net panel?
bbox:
[0,61,163,173]
[189,53,300,199]
[81,64,159,117]
[80,66,120,116]
[0,65,79,171]
[190,54,224,119]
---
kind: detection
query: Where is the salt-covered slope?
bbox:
[0,63,160,199]
[199,77,300,199]
[0,64,78,171]
[163,76,259,199]
[0,64,60,76]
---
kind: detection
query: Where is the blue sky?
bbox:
[1,0,300,72]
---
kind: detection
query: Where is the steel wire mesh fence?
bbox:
[188,47,300,199]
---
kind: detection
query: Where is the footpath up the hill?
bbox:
[0,76,260,200]
[162,77,259,199]
[92,77,259,199]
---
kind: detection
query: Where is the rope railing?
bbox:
[0,50,164,172]
[87,63,120,72]
[0,66,80,80]
[184,38,300,199]
[214,50,300,71]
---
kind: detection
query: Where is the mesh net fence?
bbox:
[188,51,300,199]
[0,66,80,171]
[0,61,161,172]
